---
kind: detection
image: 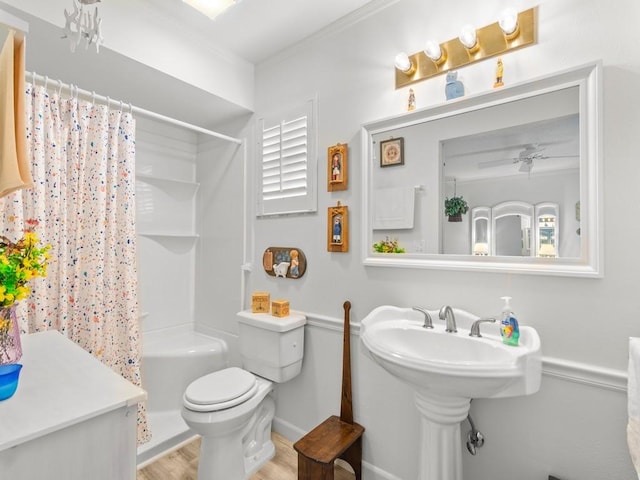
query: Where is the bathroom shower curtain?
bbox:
[0,83,149,444]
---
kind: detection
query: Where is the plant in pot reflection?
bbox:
[444,196,469,222]
[373,237,405,253]
[0,220,50,365]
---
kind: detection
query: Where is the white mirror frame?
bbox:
[361,62,603,277]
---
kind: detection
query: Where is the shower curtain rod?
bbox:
[27,71,243,145]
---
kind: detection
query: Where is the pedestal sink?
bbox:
[360,305,541,480]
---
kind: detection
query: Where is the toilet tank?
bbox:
[237,310,306,383]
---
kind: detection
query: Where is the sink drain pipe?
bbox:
[466,406,485,455]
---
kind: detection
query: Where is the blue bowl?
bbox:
[0,363,23,400]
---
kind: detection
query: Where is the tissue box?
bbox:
[252,292,270,313]
[271,299,290,317]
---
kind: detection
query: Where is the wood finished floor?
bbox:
[137,432,355,480]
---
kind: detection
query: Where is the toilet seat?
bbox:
[184,367,258,412]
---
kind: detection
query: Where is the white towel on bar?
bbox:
[628,337,640,478]
[372,187,415,230]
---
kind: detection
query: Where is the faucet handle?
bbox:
[469,317,496,337]
[412,307,434,329]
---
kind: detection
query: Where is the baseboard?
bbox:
[271,416,305,442]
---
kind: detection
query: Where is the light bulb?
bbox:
[394,52,413,73]
[459,24,477,50]
[424,40,443,62]
[499,8,519,36]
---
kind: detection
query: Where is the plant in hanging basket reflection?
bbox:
[373,237,405,253]
[0,220,50,363]
[444,196,469,222]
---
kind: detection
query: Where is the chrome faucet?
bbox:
[412,307,433,329]
[469,318,496,338]
[439,305,457,333]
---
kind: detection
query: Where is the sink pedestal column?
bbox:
[414,391,471,480]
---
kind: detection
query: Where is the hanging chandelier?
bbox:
[61,0,103,53]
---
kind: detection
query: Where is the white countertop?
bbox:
[0,330,146,451]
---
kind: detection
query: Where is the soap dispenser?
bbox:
[500,296,520,346]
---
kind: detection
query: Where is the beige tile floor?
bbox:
[137,432,355,480]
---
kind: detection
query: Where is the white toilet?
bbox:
[181,310,306,480]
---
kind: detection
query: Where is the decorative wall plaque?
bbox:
[262,247,307,279]
[327,201,348,253]
[328,143,348,192]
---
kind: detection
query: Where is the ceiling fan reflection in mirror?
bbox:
[478,144,578,173]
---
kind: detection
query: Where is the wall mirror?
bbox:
[361,62,602,277]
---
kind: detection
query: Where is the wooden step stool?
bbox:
[294,301,364,480]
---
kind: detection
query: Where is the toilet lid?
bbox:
[184,367,257,411]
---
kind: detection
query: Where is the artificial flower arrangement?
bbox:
[0,219,50,364]
[372,237,405,254]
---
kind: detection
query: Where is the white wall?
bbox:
[194,0,640,479]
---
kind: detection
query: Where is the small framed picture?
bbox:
[380,137,404,167]
[327,143,348,191]
[327,202,348,253]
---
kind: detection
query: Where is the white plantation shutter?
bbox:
[257,98,317,216]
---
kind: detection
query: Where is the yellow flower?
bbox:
[0,222,50,308]
[21,268,34,281]
[23,231,37,246]
[16,286,30,301]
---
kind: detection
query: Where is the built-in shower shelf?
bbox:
[137,231,199,239]
[137,232,199,250]
[135,173,200,196]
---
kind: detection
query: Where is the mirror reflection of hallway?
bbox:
[495,215,530,256]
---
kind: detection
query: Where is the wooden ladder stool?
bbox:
[294,301,365,480]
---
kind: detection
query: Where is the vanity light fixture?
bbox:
[394,7,537,89]
[182,0,239,20]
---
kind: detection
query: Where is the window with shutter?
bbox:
[257,98,317,216]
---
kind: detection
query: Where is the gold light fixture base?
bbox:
[395,7,537,89]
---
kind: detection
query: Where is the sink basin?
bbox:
[361,306,541,399]
[360,305,542,480]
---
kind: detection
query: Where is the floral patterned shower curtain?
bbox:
[0,83,149,444]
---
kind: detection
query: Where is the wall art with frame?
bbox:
[327,143,348,191]
[327,201,348,252]
[380,137,404,167]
